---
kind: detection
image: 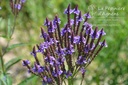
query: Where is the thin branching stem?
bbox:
[0,16,17,74]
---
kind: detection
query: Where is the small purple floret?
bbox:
[52,69,63,77]
[73,6,80,15]
[22,60,30,66]
[64,70,72,78]
[15,4,21,10]
[66,45,75,55]
[80,67,86,74]
[45,56,55,66]
[99,40,108,47]
[21,0,26,3]
[76,56,87,65]
[84,12,91,18]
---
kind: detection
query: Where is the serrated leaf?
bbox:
[18,75,38,85]
[5,57,21,71]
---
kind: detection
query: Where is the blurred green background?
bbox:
[0,0,128,85]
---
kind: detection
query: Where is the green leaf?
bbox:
[0,46,2,57]
[0,35,8,39]
[0,73,12,85]
[0,78,6,85]
[5,74,12,85]
[18,75,39,85]
[5,57,21,71]
[6,43,35,52]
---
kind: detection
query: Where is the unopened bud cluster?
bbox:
[10,0,26,16]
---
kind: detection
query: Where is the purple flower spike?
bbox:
[91,27,99,39]
[83,22,92,29]
[45,56,55,66]
[84,44,90,53]
[80,34,86,44]
[61,28,66,36]
[31,46,37,57]
[84,12,91,18]
[80,67,86,74]
[73,36,86,44]
[73,5,80,15]
[86,28,93,35]
[61,24,71,36]
[99,40,108,47]
[66,45,75,55]
[77,12,83,22]
[70,19,74,26]
[39,42,49,53]
[38,66,45,73]
[43,76,52,84]
[98,28,106,36]
[53,16,61,24]
[47,38,54,45]
[40,27,48,40]
[71,31,74,44]
[67,27,71,33]
[44,18,50,27]
[76,56,87,65]
[22,60,30,66]
[32,64,45,73]
[73,36,80,44]
[52,69,63,77]
[64,4,74,14]
[48,38,58,45]
[56,56,65,65]
[32,64,38,73]
[48,22,55,33]
[56,47,66,57]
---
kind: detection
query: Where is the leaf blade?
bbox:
[18,75,38,85]
[6,42,35,52]
[5,57,21,71]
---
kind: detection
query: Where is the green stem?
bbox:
[0,55,5,74]
[64,80,67,85]
[0,16,17,74]
[80,77,84,85]
[2,16,17,57]
[67,76,74,85]
[72,66,80,77]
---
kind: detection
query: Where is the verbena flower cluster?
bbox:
[10,0,26,16]
[23,4,107,85]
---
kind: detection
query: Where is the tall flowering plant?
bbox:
[23,4,107,85]
[0,0,26,85]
